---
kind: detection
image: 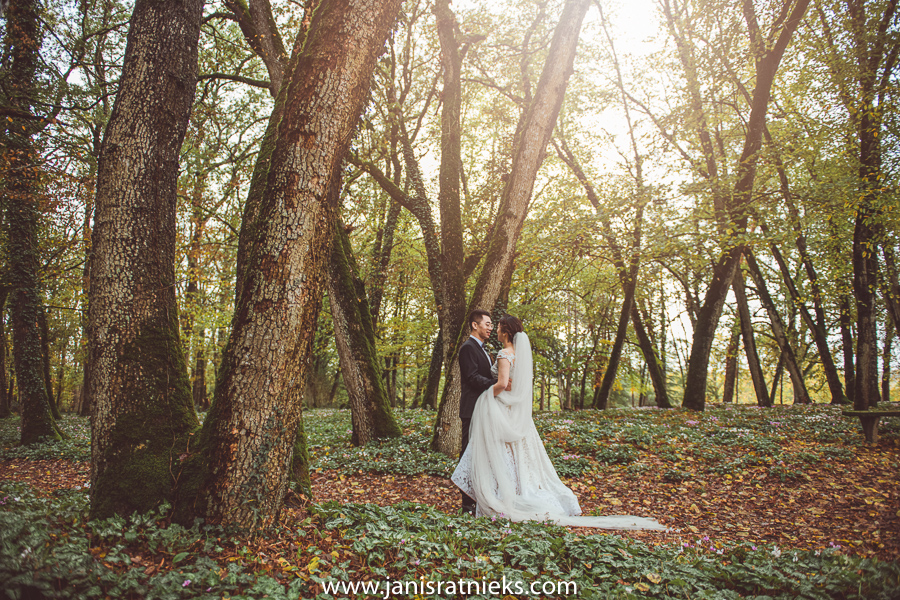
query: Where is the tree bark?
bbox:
[632,305,673,408]
[224,0,288,96]
[328,213,401,445]
[0,289,9,419]
[882,325,893,403]
[839,295,856,405]
[88,0,203,519]
[39,306,61,420]
[681,0,810,410]
[759,125,847,404]
[192,0,402,528]
[432,0,590,455]
[883,246,900,338]
[744,250,812,404]
[595,270,636,408]
[2,0,59,444]
[722,320,740,404]
[733,268,769,407]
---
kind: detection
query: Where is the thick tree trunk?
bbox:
[432,0,590,455]
[328,215,401,445]
[2,0,59,445]
[744,250,812,404]
[733,268,769,407]
[192,0,402,528]
[682,247,742,410]
[434,0,468,361]
[681,0,809,410]
[722,321,740,404]
[88,0,202,520]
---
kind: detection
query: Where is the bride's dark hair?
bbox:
[498,315,523,340]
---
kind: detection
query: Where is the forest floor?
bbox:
[2,403,899,598]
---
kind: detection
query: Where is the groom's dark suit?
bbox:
[458,335,496,509]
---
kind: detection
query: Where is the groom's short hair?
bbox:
[468,309,491,331]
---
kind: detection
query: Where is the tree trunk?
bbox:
[883,247,900,338]
[722,321,740,404]
[422,332,443,410]
[769,352,785,405]
[38,306,62,420]
[882,325,893,404]
[733,268,769,407]
[328,214,401,445]
[192,330,208,409]
[681,0,809,410]
[632,305,672,408]
[2,0,59,445]
[191,0,402,529]
[744,250,812,404]
[0,289,9,419]
[88,0,202,520]
[763,220,846,404]
[760,126,847,404]
[839,295,856,405]
[432,0,590,455]
[595,273,635,408]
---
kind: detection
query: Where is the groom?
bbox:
[457,309,496,514]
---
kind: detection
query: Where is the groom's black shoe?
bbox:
[460,505,475,516]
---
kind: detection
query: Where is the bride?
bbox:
[451,316,665,530]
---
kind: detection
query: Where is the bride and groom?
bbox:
[451,310,664,530]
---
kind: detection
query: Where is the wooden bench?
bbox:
[842,409,900,443]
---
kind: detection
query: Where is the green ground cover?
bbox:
[1,404,898,599]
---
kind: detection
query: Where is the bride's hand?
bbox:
[505,379,512,391]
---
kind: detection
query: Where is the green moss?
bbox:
[90,304,199,520]
[331,219,401,441]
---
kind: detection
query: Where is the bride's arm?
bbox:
[491,356,511,396]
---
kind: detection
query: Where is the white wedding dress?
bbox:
[451,333,665,530]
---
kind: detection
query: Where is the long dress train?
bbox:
[451,333,665,530]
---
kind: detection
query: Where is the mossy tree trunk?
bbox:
[2,0,59,445]
[328,210,401,446]
[432,0,591,455]
[88,0,203,520]
[193,0,402,529]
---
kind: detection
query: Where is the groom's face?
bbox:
[472,316,492,342]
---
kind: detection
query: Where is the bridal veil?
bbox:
[453,332,665,530]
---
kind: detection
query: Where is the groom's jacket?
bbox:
[458,336,496,420]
